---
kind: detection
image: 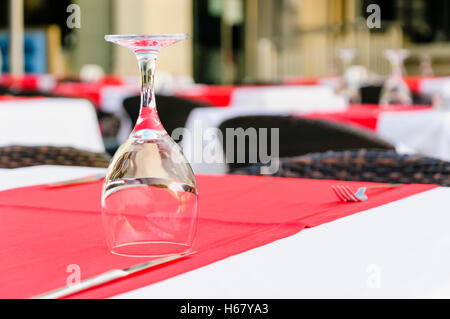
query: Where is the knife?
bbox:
[46,173,105,188]
[32,251,195,299]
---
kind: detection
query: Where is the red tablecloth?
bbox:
[0,96,45,102]
[175,83,325,107]
[0,175,436,298]
[299,104,432,132]
[285,76,439,95]
[174,77,440,107]
[0,74,125,108]
[0,74,42,91]
[51,76,124,107]
[175,85,239,107]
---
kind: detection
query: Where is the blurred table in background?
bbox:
[300,104,431,131]
[0,98,104,152]
[181,103,449,174]
[298,104,450,161]
[2,74,449,161]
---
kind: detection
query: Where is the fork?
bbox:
[332,184,403,202]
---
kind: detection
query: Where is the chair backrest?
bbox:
[0,145,110,168]
[218,115,394,171]
[0,98,104,152]
[232,149,450,186]
[122,94,208,140]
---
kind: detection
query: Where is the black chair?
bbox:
[9,90,64,98]
[232,149,450,186]
[122,94,209,142]
[360,85,383,104]
[0,86,12,95]
[0,145,111,169]
[218,115,394,171]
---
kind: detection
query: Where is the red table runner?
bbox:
[0,175,436,298]
[51,76,124,107]
[299,104,432,132]
[175,85,236,107]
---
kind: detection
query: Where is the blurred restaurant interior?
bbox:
[1,0,449,165]
[3,0,450,81]
[1,0,450,299]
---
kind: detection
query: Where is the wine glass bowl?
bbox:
[102,34,198,257]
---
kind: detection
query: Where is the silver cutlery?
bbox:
[332,184,403,202]
[32,251,195,299]
[47,173,105,188]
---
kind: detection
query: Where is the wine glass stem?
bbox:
[139,56,156,109]
[392,64,402,77]
[133,56,164,133]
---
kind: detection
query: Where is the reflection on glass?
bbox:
[102,34,198,257]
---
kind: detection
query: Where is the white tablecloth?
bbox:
[419,77,450,96]
[230,85,347,111]
[0,98,105,153]
[378,109,450,161]
[1,165,449,298]
[116,187,450,299]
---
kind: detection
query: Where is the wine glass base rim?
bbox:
[109,241,192,258]
[130,128,167,140]
[105,34,188,41]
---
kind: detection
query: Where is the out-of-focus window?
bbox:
[193,0,245,84]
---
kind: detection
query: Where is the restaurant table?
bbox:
[0,165,448,298]
[181,104,446,174]
[229,85,346,111]
[0,74,55,92]
[175,85,236,107]
[181,98,353,175]
[299,105,450,161]
[414,76,450,96]
[300,104,432,132]
[175,83,346,109]
[51,77,125,107]
[0,98,104,152]
[118,186,450,299]
[284,76,447,97]
[174,77,447,108]
[181,106,294,174]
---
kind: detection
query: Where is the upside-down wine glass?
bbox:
[102,34,198,257]
[379,49,412,106]
[337,48,361,104]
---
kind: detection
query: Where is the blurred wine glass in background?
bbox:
[379,49,412,106]
[336,48,365,104]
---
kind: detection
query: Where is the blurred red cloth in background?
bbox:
[298,104,432,131]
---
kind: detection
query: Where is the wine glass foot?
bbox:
[131,129,167,140]
[110,241,193,258]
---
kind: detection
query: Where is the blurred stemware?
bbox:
[337,48,362,104]
[420,53,434,77]
[379,49,412,106]
[102,34,198,257]
[432,79,450,110]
